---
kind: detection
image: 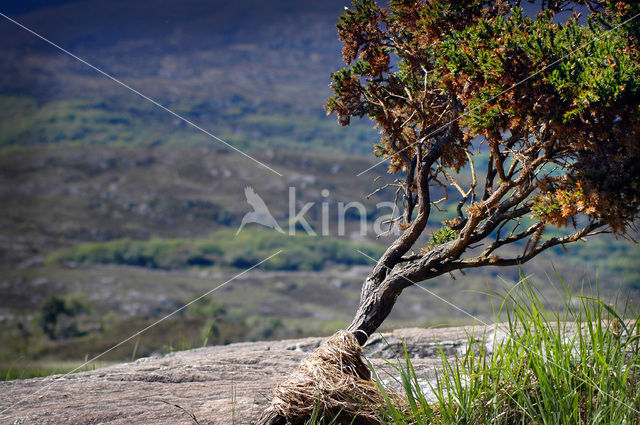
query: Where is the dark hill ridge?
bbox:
[0,326,485,425]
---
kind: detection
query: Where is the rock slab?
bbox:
[0,326,484,425]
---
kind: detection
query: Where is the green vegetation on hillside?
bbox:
[556,237,640,291]
[46,228,385,271]
[0,91,376,153]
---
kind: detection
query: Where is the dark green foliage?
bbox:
[38,296,89,340]
[39,296,71,340]
[427,226,457,247]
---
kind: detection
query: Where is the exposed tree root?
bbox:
[256,330,404,425]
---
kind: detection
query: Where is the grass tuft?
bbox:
[375,276,640,424]
[307,275,639,424]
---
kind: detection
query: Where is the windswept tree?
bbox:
[258,1,640,423]
[326,0,640,345]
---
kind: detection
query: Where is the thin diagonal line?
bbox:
[0,12,283,177]
[356,249,640,414]
[0,250,283,416]
[356,11,640,176]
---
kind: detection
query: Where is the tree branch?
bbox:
[449,221,603,269]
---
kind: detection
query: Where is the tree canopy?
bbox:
[326,0,640,343]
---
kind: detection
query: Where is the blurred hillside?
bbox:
[0,0,378,153]
[0,145,637,376]
[0,0,638,377]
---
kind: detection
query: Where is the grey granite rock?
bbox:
[0,326,488,425]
